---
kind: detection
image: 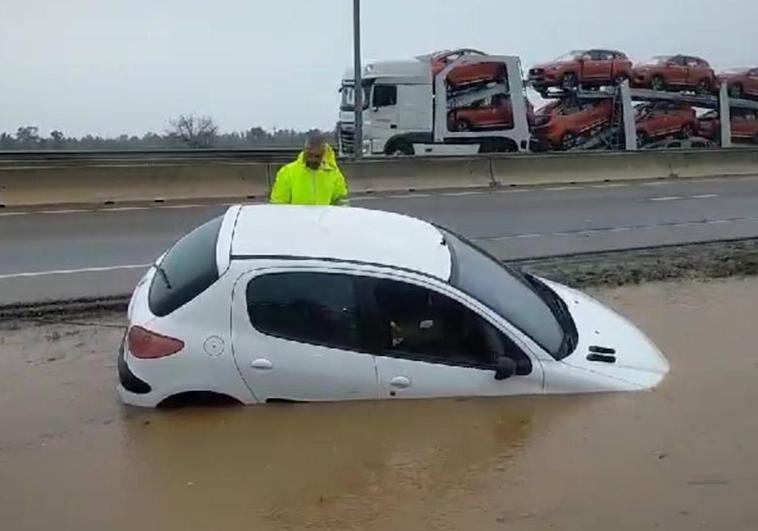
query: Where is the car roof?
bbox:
[228,205,452,280]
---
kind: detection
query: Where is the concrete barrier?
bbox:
[0,162,270,207]
[339,157,494,193]
[491,151,674,186]
[1,149,757,208]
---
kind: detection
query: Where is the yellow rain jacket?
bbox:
[270,144,348,205]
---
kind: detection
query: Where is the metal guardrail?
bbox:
[1,145,756,164]
[0,148,302,163]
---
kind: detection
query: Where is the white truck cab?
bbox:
[338,51,532,157]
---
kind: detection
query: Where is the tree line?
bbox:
[0,115,335,150]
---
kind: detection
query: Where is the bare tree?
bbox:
[167,114,218,148]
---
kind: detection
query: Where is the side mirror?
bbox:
[494,357,517,381]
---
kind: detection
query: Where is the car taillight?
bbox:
[127,326,185,359]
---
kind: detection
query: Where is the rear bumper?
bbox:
[117,340,165,408]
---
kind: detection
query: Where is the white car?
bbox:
[118,205,669,408]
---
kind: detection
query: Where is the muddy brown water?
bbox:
[1,279,758,531]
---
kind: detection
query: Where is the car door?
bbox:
[668,56,688,85]
[581,51,608,81]
[747,69,758,96]
[370,84,399,132]
[361,276,544,400]
[490,95,513,128]
[231,269,379,403]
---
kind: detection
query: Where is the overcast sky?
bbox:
[2,0,757,137]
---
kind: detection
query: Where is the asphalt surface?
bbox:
[2,175,758,304]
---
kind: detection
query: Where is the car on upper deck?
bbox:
[529,49,632,93]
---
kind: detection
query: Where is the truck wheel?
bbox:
[729,83,744,98]
[650,75,665,91]
[387,141,414,156]
[561,73,578,90]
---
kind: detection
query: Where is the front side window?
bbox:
[149,216,223,317]
[247,272,363,351]
[367,278,531,373]
[373,85,398,108]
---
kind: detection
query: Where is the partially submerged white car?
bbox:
[118,205,669,408]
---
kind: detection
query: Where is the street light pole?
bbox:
[352,0,363,160]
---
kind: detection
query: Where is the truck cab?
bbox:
[338,52,532,157]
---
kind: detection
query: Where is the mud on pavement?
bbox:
[2,277,758,530]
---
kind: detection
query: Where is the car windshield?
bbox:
[553,50,584,62]
[440,228,573,359]
[649,55,672,65]
[340,82,371,111]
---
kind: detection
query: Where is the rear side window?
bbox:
[149,216,224,317]
[246,272,363,351]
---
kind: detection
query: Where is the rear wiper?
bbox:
[154,264,172,290]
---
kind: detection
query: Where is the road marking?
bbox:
[650,196,683,202]
[0,211,29,217]
[40,209,88,215]
[442,191,485,197]
[101,206,151,212]
[691,194,719,199]
[159,204,205,209]
[386,193,432,199]
[642,181,666,186]
[592,184,629,189]
[0,264,150,280]
[496,188,532,194]
[544,186,577,192]
[478,216,752,242]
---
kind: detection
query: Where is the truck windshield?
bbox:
[340,83,371,111]
[440,228,574,359]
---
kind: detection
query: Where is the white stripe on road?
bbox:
[101,206,151,212]
[650,196,684,202]
[0,264,150,280]
[0,211,29,217]
[592,184,629,189]
[442,191,485,197]
[691,194,720,199]
[40,209,89,215]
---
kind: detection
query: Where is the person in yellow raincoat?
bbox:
[270,132,348,206]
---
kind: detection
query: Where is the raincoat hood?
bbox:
[296,143,339,171]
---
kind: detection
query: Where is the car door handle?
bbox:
[390,376,411,389]
[251,358,273,370]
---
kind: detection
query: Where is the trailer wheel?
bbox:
[560,132,577,150]
[679,123,696,139]
[729,83,744,98]
[650,75,665,91]
[637,131,649,148]
[455,119,472,132]
[386,141,414,156]
[561,72,578,90]
[752,134,758,146]
[613,74,629,86]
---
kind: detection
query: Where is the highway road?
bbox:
[2,175,758,305]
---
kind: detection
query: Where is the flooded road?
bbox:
[2,278,758,530]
